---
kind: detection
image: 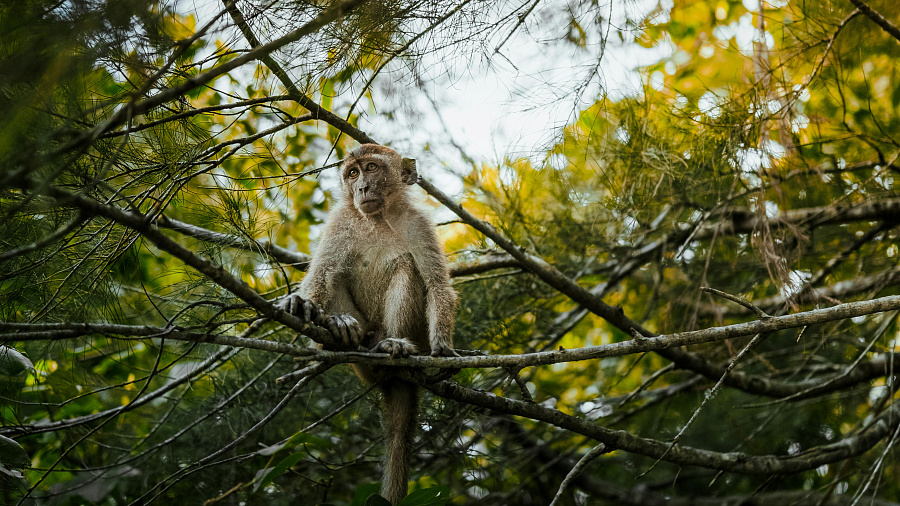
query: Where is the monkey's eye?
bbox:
[347,168,359,178]
[365,162,378,172]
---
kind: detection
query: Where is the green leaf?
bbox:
[0,346,33,376]
[350,483,382,506]
[364,494,392,506]
[258,431,332,456]
[0,465,24,479]
[254,451,307,492]
[397,486,451,506]
[0,434,29,468]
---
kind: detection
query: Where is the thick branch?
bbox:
[0,322,310,357]
[416,376,900,475]
[847,0,900,42]
[449,253,520,277]
[5,294,897,397]
[293,294,900,370]
[693,199,900,239]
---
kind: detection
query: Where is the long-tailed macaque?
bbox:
[283,144,458,504]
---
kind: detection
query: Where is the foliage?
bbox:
[1,0,899,505]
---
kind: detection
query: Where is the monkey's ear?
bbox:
[400,158,418,185]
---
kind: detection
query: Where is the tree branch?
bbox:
[711,265,900,316]
[847,0,900,42]
[0,345,235,437]
[414,375,900,475]
[0,321,311,357]
[156,215,310,267]
[697,199,900,237]
[5,293,896,403]
[449,253,521,277]
[290,294,900,370]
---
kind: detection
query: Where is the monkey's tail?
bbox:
[380,377,417,505]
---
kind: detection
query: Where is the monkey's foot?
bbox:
[323,314,364,348]
[281,294,322,324]
[372,338,418,358]
[429,343,460,357]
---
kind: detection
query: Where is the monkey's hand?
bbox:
[372,338,418,358]
[281,293,322,324]
[322,314,364,348]
[429,343,460,357]
[280,295,362,348]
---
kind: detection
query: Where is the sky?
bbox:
[358,0,669,173]
[186,0,772,208]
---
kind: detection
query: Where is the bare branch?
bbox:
[548,442,607,506]
[0,321,312,357]
[287,294,900,370]
[702,286,770,318]
[449,253,520,277]
[156,215,310,268]
[415,376,900,475]
[847,0,900,42]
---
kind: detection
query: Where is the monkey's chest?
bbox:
[348,247,426,324]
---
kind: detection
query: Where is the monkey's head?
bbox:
[340,144,418,215]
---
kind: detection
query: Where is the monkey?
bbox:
[282,143,458,505]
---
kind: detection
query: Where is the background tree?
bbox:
[1,0,899,504]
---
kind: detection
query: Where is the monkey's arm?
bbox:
[409,218,458,357]
[285,219,365,348]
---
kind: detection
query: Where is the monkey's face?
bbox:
[341,148,417,215]
[344,157,391,214]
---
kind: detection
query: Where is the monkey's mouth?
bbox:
[358,198,383,213]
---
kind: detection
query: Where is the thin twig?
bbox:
[639,332,767,477]
[701,286,770,318]
[548,443,607,506]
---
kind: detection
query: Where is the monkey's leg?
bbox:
[380,377,417,505]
